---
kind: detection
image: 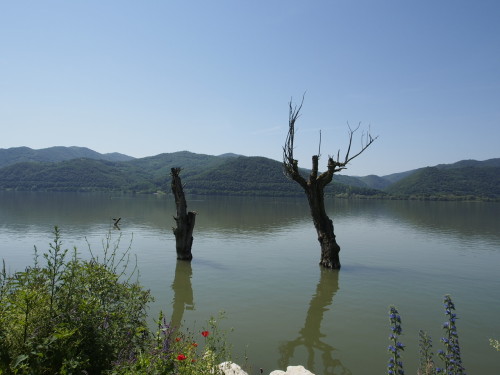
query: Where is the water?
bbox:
[1,191,499,374]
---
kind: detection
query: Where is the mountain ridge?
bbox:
[0,146,134,169]
[0,147,498,199]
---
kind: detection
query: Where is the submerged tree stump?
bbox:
[171,167,196,260]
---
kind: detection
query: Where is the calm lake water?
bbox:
[1,191,499,374]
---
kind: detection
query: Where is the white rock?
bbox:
[270,365,315,375]
[218,362,314,375]
[218,361,249,375]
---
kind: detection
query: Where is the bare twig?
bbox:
[318,130,322,159]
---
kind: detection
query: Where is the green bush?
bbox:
[0,227,152,374]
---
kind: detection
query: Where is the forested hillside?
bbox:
[0,146,133,168]
[0,147,498,200]
[385,166,500,199]
[0,150,381,197]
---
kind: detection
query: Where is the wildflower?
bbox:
[202,331,209,337]
[438,295,466,375]
[192,343,198,347]
[177,354,187,361]
[387,306,405,375]
[175,337,181,342]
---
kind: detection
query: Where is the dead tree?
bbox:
[171,167,196,260]
[283,97,377,269]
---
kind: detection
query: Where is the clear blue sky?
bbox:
[1,1,499,176]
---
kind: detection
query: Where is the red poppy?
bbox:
[201,331,209,337]
[192,343,198,347]
[175,337,181,342]
[177,354,187,361]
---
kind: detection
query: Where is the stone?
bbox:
[269,365,315,375]
[219,361,249,375]
[218,362,314,375]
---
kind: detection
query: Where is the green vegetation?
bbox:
[111,312,231,375]
[0,228,151,374]
[385,166,500,201]
[0,146,133,168]
[0,228,231,374]
[0,151,388,197]
[0,147,499,200]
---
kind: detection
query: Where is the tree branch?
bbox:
[333,123,378,172]
[283,95,307,189]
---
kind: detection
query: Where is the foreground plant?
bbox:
[387,306,405,375]
[111,311,232,374]
[418,330,435,375]
[437,295,465,374]
[389,295,466,375]
[0,227,234,375]
[0,227,152,374]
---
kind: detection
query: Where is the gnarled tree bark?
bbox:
[283,97,376,269]
[171,167,196,260]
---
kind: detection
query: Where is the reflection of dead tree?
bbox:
[279,268,351,375]
[283,97,377,269]
[170,260,194,329]
[171,168,196,260]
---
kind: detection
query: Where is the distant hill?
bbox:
[181,155,379,197]
[356,174,392,190]
[217,153,242,158]
[0,159,138,192]
[357,158,500,193]
[0,148,382,197]
[379,170,419,185]
[0,146,134,169]
[0,147,498,200]
[434,158,500,169]
[385,165,500,199]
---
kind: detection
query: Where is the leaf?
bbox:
[12,354,29,368]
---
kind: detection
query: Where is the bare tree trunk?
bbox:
[305,156,341,269]
[171,168,196,260]
[306,180,341,269]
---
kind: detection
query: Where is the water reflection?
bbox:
[170,260,194,328]
[279,268,351,375]
[0,192,310,235]
[2,192,498,243]
[328,199,500,241]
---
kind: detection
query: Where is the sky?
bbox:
[1,1,499,176]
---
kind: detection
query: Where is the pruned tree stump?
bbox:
[171,167,196,260]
